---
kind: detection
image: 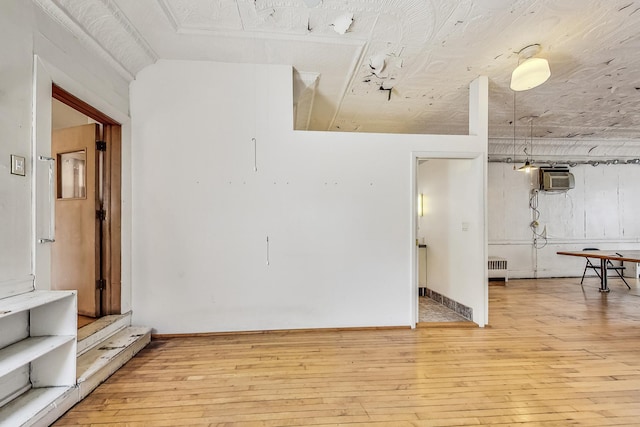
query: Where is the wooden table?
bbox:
[557,250,640,292]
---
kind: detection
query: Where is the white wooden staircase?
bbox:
[0,290,150,427]
[76,313,151,400]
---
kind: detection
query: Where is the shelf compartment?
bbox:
[0,386,76,427]
[0,289,78,425]
[0,336,75,379]
[0,290,75,320]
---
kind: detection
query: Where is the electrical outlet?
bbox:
[10,155,25,176]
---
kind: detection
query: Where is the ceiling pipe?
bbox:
[488,157,640,166]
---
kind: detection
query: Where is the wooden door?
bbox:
[51,123,101,317]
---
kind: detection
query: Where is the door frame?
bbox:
[410,151,488,327]
[52,84,122,315]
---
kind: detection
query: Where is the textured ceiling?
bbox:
[34,0,640,157]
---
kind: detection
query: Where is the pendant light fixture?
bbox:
[518,117,538,173]
[518,159,536,173]
[510,44,551,91]
[510,44,548,172]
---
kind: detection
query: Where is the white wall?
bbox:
[130,60,488,332]
[488,162,640,278]
[0,1,132,311]
[2,0,487,331]
[417,158,486,315]
[0,1,34,297]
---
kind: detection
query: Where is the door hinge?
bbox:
[96,209,106,221]
[96,140,107,151]
[96,279,106,291]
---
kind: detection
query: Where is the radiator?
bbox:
[488,257,508,281]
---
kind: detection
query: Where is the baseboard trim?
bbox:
[417,321,478,328]
[153,325,412,339]
[423,288,473,321]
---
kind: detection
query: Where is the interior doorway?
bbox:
[50,85,122,323]
[415,157,478,326]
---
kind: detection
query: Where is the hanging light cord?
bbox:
[530,117,534,164]
[512,91,516,170]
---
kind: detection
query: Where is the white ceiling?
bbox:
[35,0,640,158]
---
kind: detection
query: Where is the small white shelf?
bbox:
[0,386,74,427]
[0,289,77,425]
[0,290,75,320]
[0,336,75,378]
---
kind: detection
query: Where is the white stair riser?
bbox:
[77,313,132,356]
[77,329,151,399]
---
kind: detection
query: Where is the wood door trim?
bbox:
[53,84,122,315]
[53,84,119,125]
[103,124,122,314]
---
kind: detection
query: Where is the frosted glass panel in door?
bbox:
[57,150,86,199]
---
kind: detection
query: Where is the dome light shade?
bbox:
[510,57,551,91]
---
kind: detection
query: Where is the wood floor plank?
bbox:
[54,278,640,426]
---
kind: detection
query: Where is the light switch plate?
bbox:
[11,155,26,176]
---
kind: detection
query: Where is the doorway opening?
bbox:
[51,84,122,326]
[414,157,480,327]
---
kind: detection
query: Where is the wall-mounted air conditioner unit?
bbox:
[539,167,575,191]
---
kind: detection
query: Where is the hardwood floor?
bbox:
[55,278,640,426]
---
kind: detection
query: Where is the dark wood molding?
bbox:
[52,84,119,125]
[102,124,122,314]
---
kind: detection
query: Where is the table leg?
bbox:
[599,258,609,292]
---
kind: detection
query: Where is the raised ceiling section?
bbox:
[34,0,640,150]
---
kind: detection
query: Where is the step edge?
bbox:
[77,313,132,356]
[77,327,151,383]
[77,331,151,399]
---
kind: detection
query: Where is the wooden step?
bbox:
[76,326,151,399]
[0,386,77,427]
[77,313,131,356]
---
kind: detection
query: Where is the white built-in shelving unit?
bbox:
[0,290,77,426]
